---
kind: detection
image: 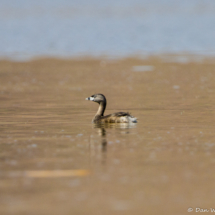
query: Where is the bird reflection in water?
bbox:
[89,123,137,165]
[93,123,137,152]
[93,123,107,153]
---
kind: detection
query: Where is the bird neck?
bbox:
[96,101,106,117]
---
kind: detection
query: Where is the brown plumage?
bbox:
[86,94,137,123]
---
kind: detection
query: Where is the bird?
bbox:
[86,94,137,123]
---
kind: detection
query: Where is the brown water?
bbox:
[0,57,215,215]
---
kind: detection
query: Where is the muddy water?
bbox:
[0,57,215,215]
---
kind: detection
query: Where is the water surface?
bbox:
[1,0,215,59]
[0,57,215,214]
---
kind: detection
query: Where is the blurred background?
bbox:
[1,0,215,60]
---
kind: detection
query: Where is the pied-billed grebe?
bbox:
[86,94,137,123]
